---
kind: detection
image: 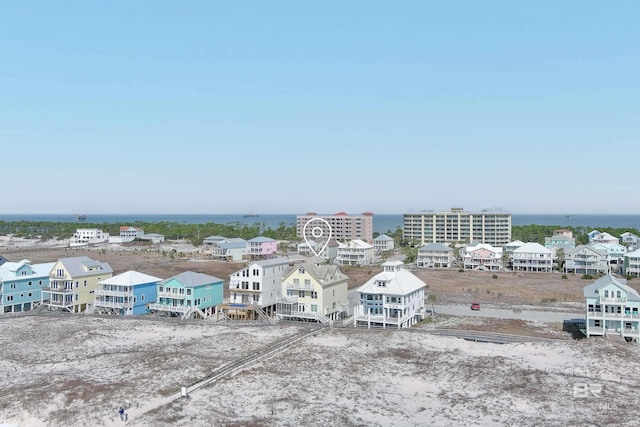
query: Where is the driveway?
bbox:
[432,304,584,323]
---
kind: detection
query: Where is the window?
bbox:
[84,280,87,287]
[141,294,145,302]
[293,279,299,285]
[298,291,305,298]
[159,286,164,292]
[332,302,336,309]
[133,297,137,303]
[10,284,16,290]
[39,280,42,286]
[75,281,79,288]
[28,281,32,287]
[311,304,318,312]
[311,291,318,299]
[187,289,192,295]
[28,293,32,297]
[7,296,13,302]
[253,282,260,290]
[298,267,305,274]
[304,279,310,286]
[75,294,79,301]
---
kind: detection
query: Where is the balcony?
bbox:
[46,287,74,295]
[599,297,627,304]
[284,282,314,291]
[158,291,187,299]
[95,299,133,309]
[147,303,190,313]
[95,289,132,298]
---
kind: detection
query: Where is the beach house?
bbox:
[297,239,339,261]
[416,243,454,268]
[69,228,110,247]
[45,256,113,313]
[584,275,640,343]
[147,271,223,319]
[621,232,640,250]
[334,239,375,266]
[210,238,247,261]
[564,245,609,275]
[462,243,503,271]
[94,270,161,315]
[353,261,426,328]
[247,236,278,259]
[276,262,348,324]
[511,242,553,272]
[224,257,289,318]
[373,234,395,253]
[624,249,640,278]
[0,259,55,314]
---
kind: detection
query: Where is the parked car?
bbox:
[470,302,481,311]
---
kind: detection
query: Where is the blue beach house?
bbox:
[94,270,161,315]
[148,271,224,319]
[0,259,55,314]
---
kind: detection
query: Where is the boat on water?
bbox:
[75,214,87,221]
[243,214,260,218]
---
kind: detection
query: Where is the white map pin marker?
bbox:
[302,218,332,257]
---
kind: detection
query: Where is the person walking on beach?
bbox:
[119,406,124,421]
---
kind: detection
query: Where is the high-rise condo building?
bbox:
[403,207,511,246]
[297,212,374,242]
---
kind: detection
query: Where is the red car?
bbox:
[470,302,481,311]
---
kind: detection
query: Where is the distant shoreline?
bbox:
[0,213,638,233]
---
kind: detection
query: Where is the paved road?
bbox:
[432,304,584,323]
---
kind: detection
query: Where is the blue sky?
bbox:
[1,0,638,215]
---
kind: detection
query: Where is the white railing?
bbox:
[283,282,314,291]
[95,300,133,309]
[147,303,190,313]
[158,291,187,299]
[95,289,132,298]
[600,297,627,303]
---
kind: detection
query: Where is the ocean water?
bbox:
[0,214,638,233]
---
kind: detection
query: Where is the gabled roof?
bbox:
[160,271,223,287]
[419,243,452,252]
[0,260,56,281]
[338,239,373,249]
[99,270,162,286]
[591,242,626,250]
[506,240,525,246]
[218,240,247,250]
[56,256,113,277]
[583,275,640,301]
[466,243,501,254]
[248,236,276,243]
[565,245,606,257]
[120,226,142,231]
[203,235,226,241]
[625,248,640,258]
[513,242,552,255]
[284,262,348,287]
[144,233,165,237]
[251,257,290,268]
[374,234,394,241]
[358,266,426,296]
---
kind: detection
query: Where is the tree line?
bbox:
[0,220,298,246]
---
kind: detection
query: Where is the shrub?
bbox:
[492,274,498,279]
[458,268,464,273]
[581,274,594,280]
[561,274,568,280]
